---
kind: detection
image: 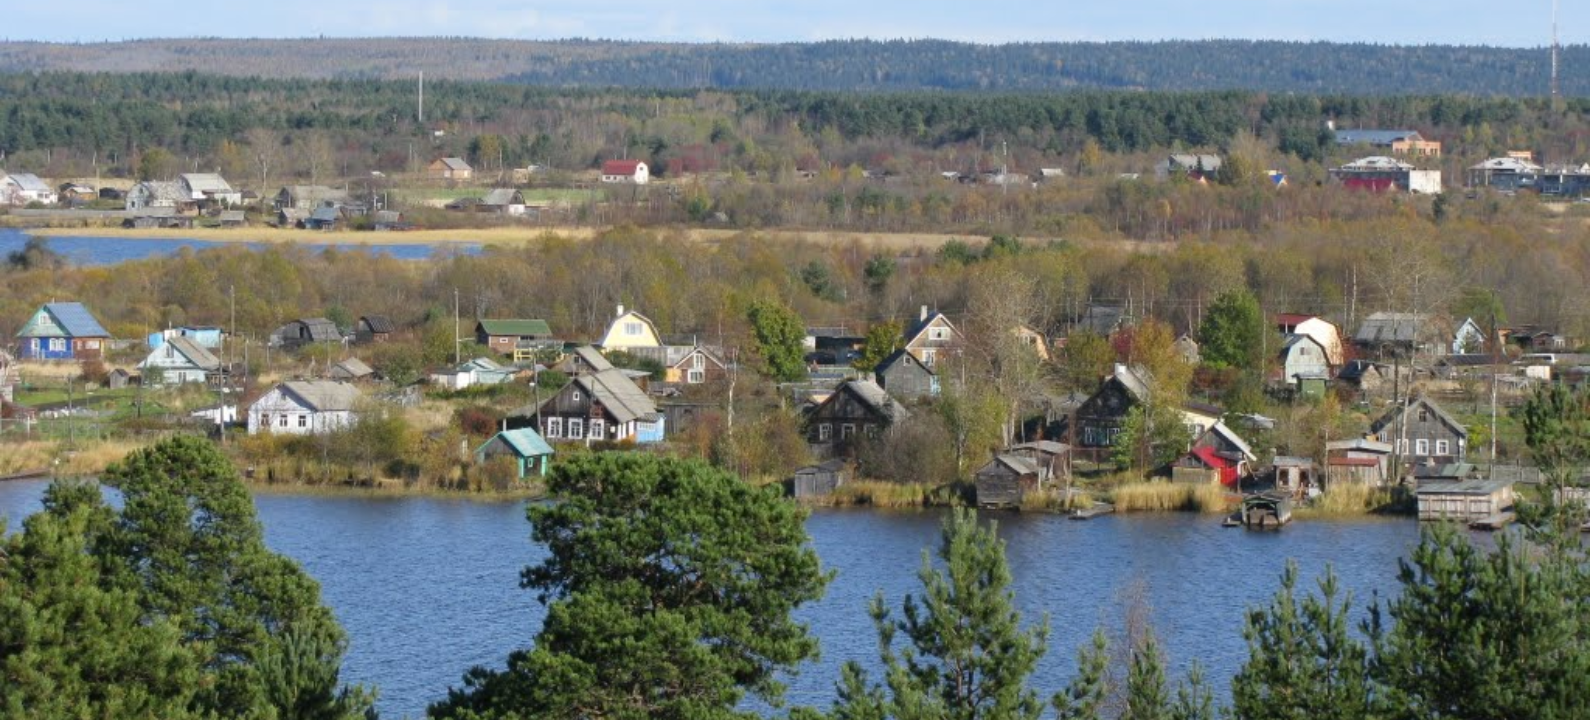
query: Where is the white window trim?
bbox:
[568,418,584,440]
[818,423,832,442]
[687,369,705,384]
[546,417,563,439]
[590,419,605,440]
[1415,439,1430,456]
[1435,439,1450,456]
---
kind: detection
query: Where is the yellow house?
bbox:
[599,305,662,350]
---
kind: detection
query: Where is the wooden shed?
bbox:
[792,459,850,499]
[975,454,1041,509]
[1416,479,1516,522]
[475,428,554,480]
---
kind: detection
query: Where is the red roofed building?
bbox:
[1174,445,1241,487]
[600,159,650,185]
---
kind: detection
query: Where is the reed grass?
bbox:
[0,439,141,477]
[1298,483,1404,517]
[807,480,964,508]
[1109,481,1233,514]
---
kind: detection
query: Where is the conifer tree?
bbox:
[1231,562,1372,720]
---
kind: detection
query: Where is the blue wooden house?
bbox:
[16,302,111,360]
[475,428,554,479]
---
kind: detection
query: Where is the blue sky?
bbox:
[4,0,1584,47]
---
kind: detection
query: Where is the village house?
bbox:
[430,357,515,390]
[1014,325,1051,361]
[475,319,554,355]
[553,346,616,378]
[1505,325,1571,352]
[874,347,939,401]
[477,188,527,215]
[246,381,362,435]
[15,302,111,361]
[1154,154,1223,183]
[1275,313,1345,364]
[1073,304,1130,337]
[355,315,396,344]
[274,185,350,210]
[140,336,221,385]
[975,455,1043,509]
[805,379,909,458]
[1174,334,1201,364]
[1370,396,1469,468]
[534,366,665,445]
[179,173,242,207]
[630,344,730,385]
[1173,421,1256,487]
[1278,333,1332,391]
[148,326,223,350]
[475,428,554,480]
[600,159,650,185]
[599,306,663,350]
[305,206,342,231]
[804,326,866,366]
[903,306,963,368]
[429,157,473,181]
[1467,156,1544,192]
[271,318,343,349]
[1329,156,1442,194]
[1333,129,1441,157]
[57,183,97,204]
[1354,312,1479,358]
[1067,364,1222,461]
[219,210,247,227]
[125,181,192,213]
[1,173,58,205]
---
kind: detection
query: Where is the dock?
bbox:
[0,467,50,482]
[1470,511,1516,531]
[1070,503,1115,520]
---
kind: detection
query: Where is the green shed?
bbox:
[475,428,554,479]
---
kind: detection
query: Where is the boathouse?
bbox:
[975,454,1042,509]
[792,459,850,499]
[1415,478,1516,522]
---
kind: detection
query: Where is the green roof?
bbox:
[476,319,551,337]
[489,428,554,458]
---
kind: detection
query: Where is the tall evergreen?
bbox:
[1230,563,1373,720]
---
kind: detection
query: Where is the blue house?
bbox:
[16,302,111,360]
[475,428,555,479]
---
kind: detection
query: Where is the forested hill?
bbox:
[0,38,1580,95]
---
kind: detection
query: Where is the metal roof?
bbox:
[6,173,51,193]
[480,188,523,206]
[180,173,234,195]
[359,315,396,334]
[165,336,221,371]
[1338,156,1416,171]
[279,381,362,412]
[331,358,374,378]
[22,302,110,339]
[1470,157,1543,173]
[489,428,554,458]
[561,368,658,424]
[841,379,910,420]
[477,319,552,337]
[984,454,1041,476]
[438,158,472,171]
[1369,396,1467,438]
[1335,129,1422,146]
[1355,312,1429,344]
[1415,479,1515,496]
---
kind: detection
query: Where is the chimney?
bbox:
[920,305,929,322]
[616,304,625,318]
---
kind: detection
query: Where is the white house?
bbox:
[600,159,650,185]
[140,336,221,385]
[246,381,362,435]
[599,305,663,350]
[179,173,243,206]
[1,173,58,205]
[1278,334,1331,387]
[1275,314,1345,365]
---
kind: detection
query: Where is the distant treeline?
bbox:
[1,71,1585,165]
[0,38,1583,96]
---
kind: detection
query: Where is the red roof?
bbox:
[602,160,644,175]
[1275,313,1319,327]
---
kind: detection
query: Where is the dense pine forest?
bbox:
[0,38,1583,95]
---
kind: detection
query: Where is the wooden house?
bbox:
[246,381,361,435]
[1175,421,1256,487]
[1370,396,1468,468]
[903,306,963,368]
[355,316,395,344]
[1276,313,1345,364]
[600,159,650,185]
[430,357,515,390]
[139,336,221,385]
[1416,479,1516,522]
[535,367,664,444]
[1279,334,1332,389]
[478,188,527,215]
[875,348,938,401]
[15,302,110,360]
[305,206,342,231]
[179,173,241,207]
[475,319,553,355]
[1068,364,1220,461]
[475,428,554,480]
[630,344,729,384]
[218,210,247,227]
[975,454,1043,509]
[599,305,663,350]
[1014,325,1051,361]
[429,157,473,181]
[125,181,191,213]
[271,318,342,349]
[792,459,850,499]
[1074,304,1129,337]
[274,185,350,210]
[805,379,908,458]
[1174,334,1201,364]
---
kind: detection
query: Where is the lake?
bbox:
[0,480,1421,719]
[0,228,479,265]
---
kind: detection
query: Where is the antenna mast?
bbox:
[1552,0,1561,104]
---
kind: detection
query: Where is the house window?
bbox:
[625,322,642,336]
[85,340,99,350]
[922,349,937,367]
[569,419,584,440]
[572,390,582,402]
[687,369,705,384]
[1418,409,1430,422]
[261,414,270,428]
[298,415,308,428]
[49,338,65,352]
[1415,439,1430,456]
[929,327,948,341]
[279,415,289,428]
[841,424,856,439]
[692,354,706,370]
[590,420,605,440]
[546,417,563,438]
[1435,440,1450,456]
[818,423,833,442]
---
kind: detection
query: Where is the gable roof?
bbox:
[331,358,375,378]
[279,381,361,412]
[132,181,187,206]
[876,347,933,376]
[180,173,234,195]
[287,318,343,343]
[6,173,51,193]
[1166,154,1223,172]
[571,368,658,424]
[984,453,1040,476]
[835,379,910,421]
[480,188,524,206]
[572,345,615,372]
[1470,157,1542,173]
[165,336,221,371]
[1355,312,1429,344]
[20,302,110,339]
[602,159,645,175]
[488,428,554,458]
[1370,396,1468,439]
[904,311,959,347]
[1201,421,1256,462]
[1187,445,1237,470]
[436,157,472,171]
[477,319,552,337]
[1339,156,1416,171]
[1076,305,1127,335]
[1281,333,1328,355]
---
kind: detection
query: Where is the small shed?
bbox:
[219,210,247,227]
[1242,492,1294,529]
[475,428,554,480]
[329,358,376,382]
[976,454,1041,509]
[1416,479,1516,522]
[792,459,850,499]
[1272,456,1316,497]
[107,368,136,389]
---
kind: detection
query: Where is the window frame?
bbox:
[568,418,584,440]
[546,417,563,439]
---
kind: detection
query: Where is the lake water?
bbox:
[0,227,479,265]
[0,480,1422,719]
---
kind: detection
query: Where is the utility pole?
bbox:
[454,288,461,365]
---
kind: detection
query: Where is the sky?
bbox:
[3,0,1586,47]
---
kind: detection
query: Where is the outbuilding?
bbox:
[792,459,850,499]
[1415,478,1516,522]
[475,428,554,480]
